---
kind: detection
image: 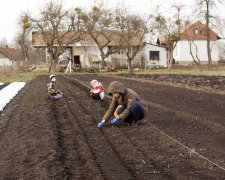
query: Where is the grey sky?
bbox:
[0,0,224,43]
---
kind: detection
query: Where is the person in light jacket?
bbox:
[90,79,104,100]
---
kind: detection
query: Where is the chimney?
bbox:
[5,45,8,48]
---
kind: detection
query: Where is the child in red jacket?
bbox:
[90,79,104,100]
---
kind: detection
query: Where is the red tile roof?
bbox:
[32,30,144,47]
[0,46,23,61]
[180,21,218,41]
[159,21,218,45]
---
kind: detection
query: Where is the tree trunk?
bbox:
[206,2,212,71]
[20,29,28,71]
[207,35,212,70]
[101,59,105,69]
[168,47,174,71]
[127,59,132,75]
[100,51,106,69]
[48,52,53,72]
[188,40,202,71]
[53,57,58,72]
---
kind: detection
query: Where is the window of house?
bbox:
[118,50,123,55]
[149,51,159,61]
[194,29,198,35]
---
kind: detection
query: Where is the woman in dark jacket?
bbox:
[98,81,145,128]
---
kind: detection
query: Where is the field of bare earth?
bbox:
[0,74,224,179]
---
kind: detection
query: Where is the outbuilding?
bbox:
[144,43,167,68]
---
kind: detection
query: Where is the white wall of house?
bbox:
[216,39,225,61]
[73,45,111,67]
[111,48,144,68]
[174,40,219,63]
[0,52,15,66]
[0,58,16,66]
[45,44,112,68]
[144,44,167,67]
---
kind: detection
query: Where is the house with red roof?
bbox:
[158,21,220,66]
[0,46,23,66]
[32,30,144,69]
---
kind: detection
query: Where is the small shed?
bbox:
[144,43,167,68]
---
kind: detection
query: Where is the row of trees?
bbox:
[14,0,224,73]
[24,1,148,73]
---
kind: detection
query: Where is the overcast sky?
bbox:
[0,0,224,44]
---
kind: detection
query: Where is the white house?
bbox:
[74,43,111,67]
[144,43,167,68]
[34,32,111,69]
[0,46,23,66]
[158,21,220,65]
[32,31,143,69]
[173,41,219,65]
[58,43,110,68]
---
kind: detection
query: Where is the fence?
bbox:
[111,56,145,69]
[0,66,19,75]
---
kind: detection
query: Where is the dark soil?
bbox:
[0,83,8,91]
[116,73,225,93]
[0,74,224,179]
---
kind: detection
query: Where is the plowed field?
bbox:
[0,74,224,179]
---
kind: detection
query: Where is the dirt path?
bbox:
[0,74,224,179]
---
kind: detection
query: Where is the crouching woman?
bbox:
[98,81,145,128]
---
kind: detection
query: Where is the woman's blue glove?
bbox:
[98,120,105,128]
[111,117,119,124]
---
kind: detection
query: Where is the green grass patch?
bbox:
[0,72,38,83]
[0,71,90,83]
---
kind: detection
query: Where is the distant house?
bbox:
[0,46,23,66]
[158,21,220,66]
[32,31,144,69]
[143,43,167,68]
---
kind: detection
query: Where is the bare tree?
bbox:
[29,0,81,72]
[188,39,203,70]
[79,4,122,69]
[215,17,225,39]
[179,21,202,70]
[16,13,32,68]
[182,20,218,70]
[115,11,147,75]
[153,4,184,70]
[0,37,9,47]
[217,39,225,61]
[195,0,223,70]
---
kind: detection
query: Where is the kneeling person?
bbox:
[90,79,104,100]
[98,81,145,128]
[47,75,63,101]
